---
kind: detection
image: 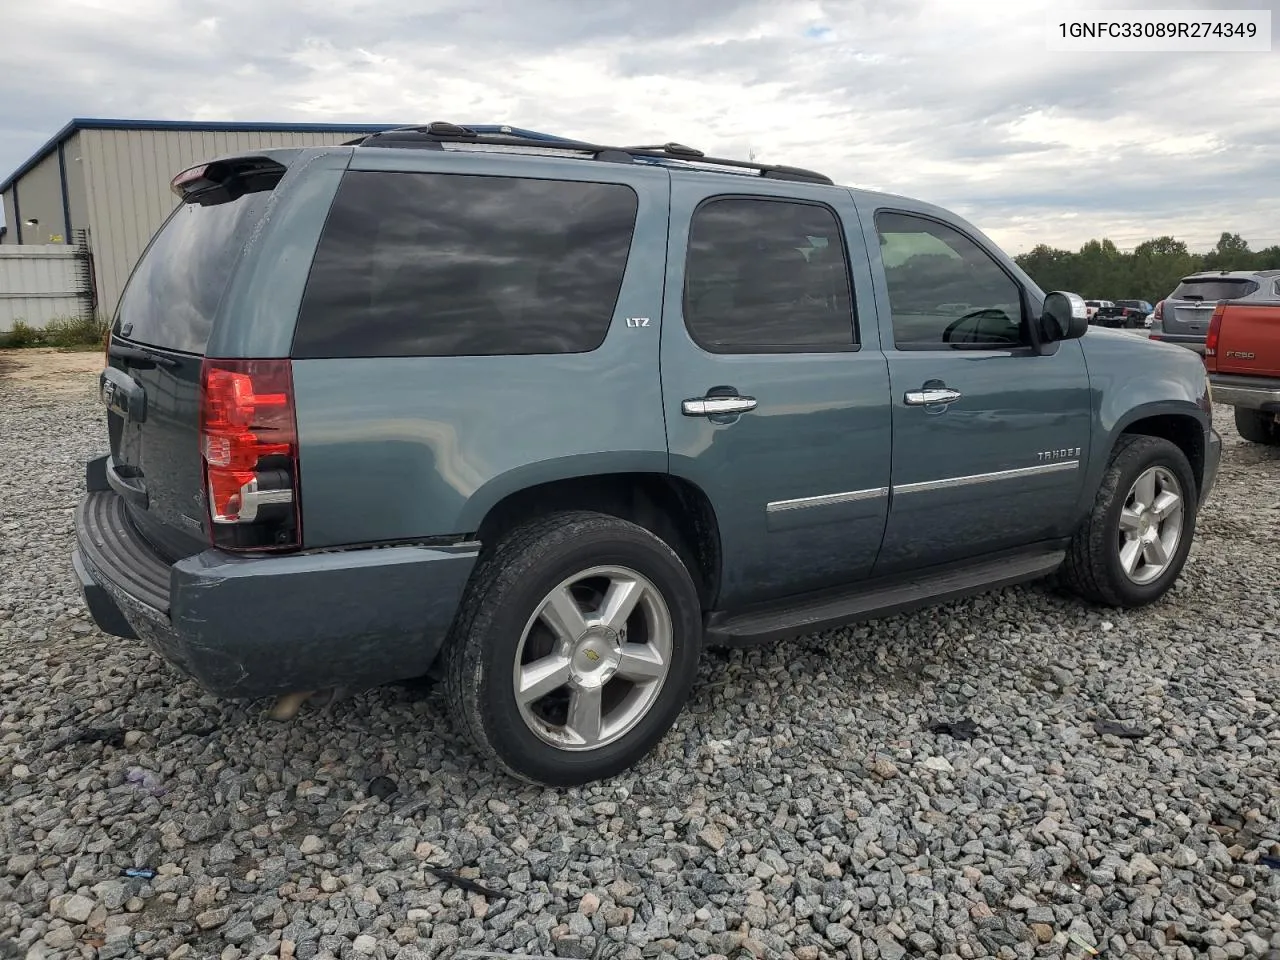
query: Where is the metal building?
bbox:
[0,119,405,322]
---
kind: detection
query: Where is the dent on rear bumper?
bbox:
[168,544,478,697]
[74,491,478,698]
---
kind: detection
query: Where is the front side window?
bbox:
[293,172,639,358]
[683,197,856,352]
[875,212,1025,349]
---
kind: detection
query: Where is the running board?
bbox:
[704,548,1066,646]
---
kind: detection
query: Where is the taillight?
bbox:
[1152,300,1164,322]
[1204,302,1225,366]
[199,358,301,551]
[171,164,211,197]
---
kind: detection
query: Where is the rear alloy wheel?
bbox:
[1234,406,1280,445]
[444,511,702,786]
[513,565,673,752]
[1059,435,1197,607]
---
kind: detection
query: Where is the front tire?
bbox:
[1059,435,1197,607]
[1234,407,1280,445]
[443,511,703,786]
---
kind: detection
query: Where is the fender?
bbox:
[1073,329,1212,522]
[455,450,670,534]
[1076,396,1209,523]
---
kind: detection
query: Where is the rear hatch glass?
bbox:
[116,192,274,353]
[105,176,278,558]
[1171,278,1259,302]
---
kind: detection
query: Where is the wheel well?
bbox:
[1120,414,1205,494]
[475,473,722,609]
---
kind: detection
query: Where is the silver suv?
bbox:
[1150,269,1280,353]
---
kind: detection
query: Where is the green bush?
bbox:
[0,319,44,348]
[0,315,108,349]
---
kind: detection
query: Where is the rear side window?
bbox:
[1171,277,1259,301]
[293,172,638,358]
[683,197,856,352]
[114,192,272,354]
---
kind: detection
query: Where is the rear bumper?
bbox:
[72,486,478,699]
[1209,374,1280,411]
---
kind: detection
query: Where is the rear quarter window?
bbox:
[292,171,639,358]
[114,192,273,354]
[1171,278,1259,301]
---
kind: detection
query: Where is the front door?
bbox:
[661,172,892,608]
[863,207,1093,575]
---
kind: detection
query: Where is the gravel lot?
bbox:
[2,347,1278,960]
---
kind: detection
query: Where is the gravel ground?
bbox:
[2,348,1279,960]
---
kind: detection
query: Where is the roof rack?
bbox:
[348,121,834,185]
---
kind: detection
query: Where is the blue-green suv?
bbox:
[73,123,1221,786]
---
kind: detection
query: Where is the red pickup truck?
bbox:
[1204,298,1280,444]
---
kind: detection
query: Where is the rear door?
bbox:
[103,167,282,558]
[660,172,892,608]
[1166,276,1259,339]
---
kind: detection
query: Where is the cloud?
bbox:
[1,0,1276,251]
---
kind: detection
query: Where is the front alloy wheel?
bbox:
[1116,466,1184,584]
[1059,434,1198,607]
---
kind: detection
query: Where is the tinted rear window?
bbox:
[114,192,272,354]
[683,197,856,352]
[292,171,639,358]
[1171,278,1259,301]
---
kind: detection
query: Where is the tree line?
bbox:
[1013,232,1280,303]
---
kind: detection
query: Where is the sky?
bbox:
[1,0,1277,254]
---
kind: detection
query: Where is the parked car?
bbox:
[1149,270,1277,353]
[1097,299,1154,328]
[1202,288,1280,444]
[73,123,1221,786]
[1084,299,1113,322]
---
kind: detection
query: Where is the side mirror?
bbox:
[1041,291,1089,341]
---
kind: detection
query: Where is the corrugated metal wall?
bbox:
[8,150,70,245]
[0,246,85,330]
[80,128,376,322]
[1,191,17,244]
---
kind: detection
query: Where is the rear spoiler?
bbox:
[171,156,289,206]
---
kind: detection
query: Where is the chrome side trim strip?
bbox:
[766,486,890,513]
[893,460,1079,495]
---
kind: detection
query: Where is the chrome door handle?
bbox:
[682,396,758,417]
[904,387,962,406]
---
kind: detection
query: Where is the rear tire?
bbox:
[443,511,703,786]
[1234,406,1280,445]
[1059,435,1197,607]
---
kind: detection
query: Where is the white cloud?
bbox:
[1,0,1277,251]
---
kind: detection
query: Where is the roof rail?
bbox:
[349,121,834,185]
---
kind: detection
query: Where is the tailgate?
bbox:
[1167,300,1216,337]
[1215,302,1280,377]
[1167,277,1260,337]
[102,162,284,559]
